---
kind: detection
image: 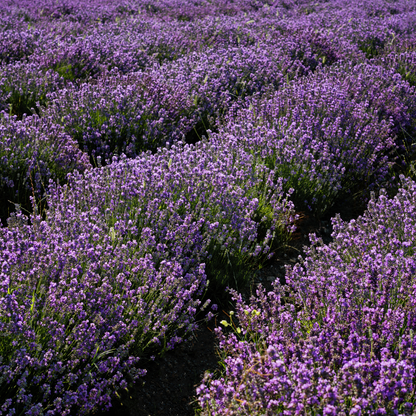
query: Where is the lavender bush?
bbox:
[198,175,416,415]
[32,26,149,82]
[42,71,196,164]
[0,61,65,117]
[215,62,416,215]
[0,212,201,415]
[0,113,90,223]
[2,0,143,25]
[378,51,416,87]
[161,41,310,142]
[0,28,41,64]
[46,137,296,294]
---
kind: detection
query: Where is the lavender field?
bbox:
[0,0,416,414]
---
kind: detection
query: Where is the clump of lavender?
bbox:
[138,0,264,21]
[162,41,309,142]
[216,61,416,215]
[296,0,416,60]
[4,0,143,25]
[198,175,416,415]
[373,51,416,168]
[0,61,65,117]
[33,28,149,81]
[46,136,296,295]
[256,18,366,71]
[0,27,41,64]
[378,51,416,87]
[42,70,196,164]
[178,14,259,53]
[0,208,206,415]
[0,112,90,223]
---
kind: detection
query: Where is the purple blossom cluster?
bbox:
[0,28,41,64]
[31,21,152,81]
[1,0,144,25]
[1,0,416,414]
[160,40,310,136]
[377,51,416,88]
[198,176,416,415]
[46,137,296,291]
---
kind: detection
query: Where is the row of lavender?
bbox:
[0,0,416,415]
[198,175,416,415]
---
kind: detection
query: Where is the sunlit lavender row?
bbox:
[1,0,416,414]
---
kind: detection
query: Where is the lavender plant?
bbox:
[0,209,206,415]
[198,176,416,415]
[0,112,90,224]
[162,41,309,142]
[0,61,65,117]
[0,28,41,64]
[378,51,416,87]
[216,61,416,215]
[46,136,296,296]
[3,0,143,25]
[33,28,149,82]
[42,71,196,164]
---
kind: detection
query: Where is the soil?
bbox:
[94,323,220,416]
[94,195,366,416]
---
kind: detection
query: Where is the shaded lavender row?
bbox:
[198,175,416,415]
[0,137,296,414]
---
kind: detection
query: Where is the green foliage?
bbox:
[358,37,385,59]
